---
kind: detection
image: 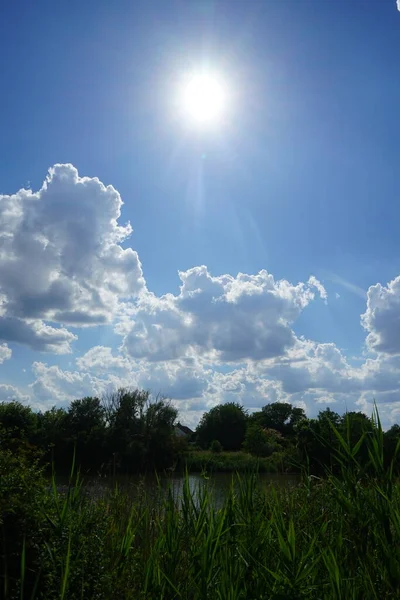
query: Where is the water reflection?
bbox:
[71,472,300,507]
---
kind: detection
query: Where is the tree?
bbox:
[103,389,148,472]
[295,408,375,474]
[0,401,38,448]
[103,388,147,430]
[295,408,342,472]
[143,398,178,470]
[64,397,106,470]
[253,402,306,436]
[36,406,68,467]
[102,388,179,473]
[67,397,104,430]
[196,403,247,451]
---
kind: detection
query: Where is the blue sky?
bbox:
[1,0,400,427]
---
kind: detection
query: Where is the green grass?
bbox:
[2,408,400,598]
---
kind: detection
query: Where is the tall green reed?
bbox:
[3,409,400,598]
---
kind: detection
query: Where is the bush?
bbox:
[210,439,223,453]
[243,423,288,458]
[0,437,49,598]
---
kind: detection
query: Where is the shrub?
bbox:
[210,439,223,453]
[243,423,283,457]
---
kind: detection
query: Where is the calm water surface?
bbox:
[62,472,300,506]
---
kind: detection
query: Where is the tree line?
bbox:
[0,389,181,473]
[1,390,400,474]
[193,401,400,473]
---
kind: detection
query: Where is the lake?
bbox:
[58,472,301,507]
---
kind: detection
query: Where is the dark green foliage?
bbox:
[64,397,107,471]
[184,450,288,473]
[243,422,283,457]
[384,423,400,469]
[3,409,400,599]
[195,402,247,451]
[103,389,178,473]
[209,439,222,453]
[0,436,48,599]
[0,401,38,448]
[252,401,306,436]
[36,406,69,468]
[0,388,182,476]
[296,407,376,474]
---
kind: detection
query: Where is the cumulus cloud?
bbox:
[0,343,11,364]
[16,268,400,428]
[397,0,400,12]
[29,362,109,404]
[0,164,145,352]
[138,358,210,400]
[0,318,76,353]
[6,165,400,427]
[362,276,400,354]
[76,345,132,372]
[76,346,210,402]
[0,384,29,403]
[251,339,356,397]
[122,266,326,363]
[19,328,400,428]
[29,345,210,409]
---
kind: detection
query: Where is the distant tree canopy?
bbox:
[0,400,38,440]
[196,402,247,451]
[251,402,306,436]
[295,408,376,473]
[2,395,400,476]
[0,390,180,474]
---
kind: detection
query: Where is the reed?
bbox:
[2,408,400,598]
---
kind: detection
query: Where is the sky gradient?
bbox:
[1,0,400,427]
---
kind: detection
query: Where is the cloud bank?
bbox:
[2,165,400,428]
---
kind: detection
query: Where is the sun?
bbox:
[180,72,226,126]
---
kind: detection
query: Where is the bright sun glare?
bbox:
[180,72,226,126]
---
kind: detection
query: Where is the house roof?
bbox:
[175,422,194,436]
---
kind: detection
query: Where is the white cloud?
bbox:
[362,276,400,354]
[0,164,145,352]
[20,330,400,428]
[4,166,400,428]
[29,346,210,410]
[397,0,400,12]
[308,276,328,303]
[76,345,132,372]
[77,346,210,401]
[0,343,11,364]
[122,266,325,363]
[0,384,29,403]
[29,362,109,405]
